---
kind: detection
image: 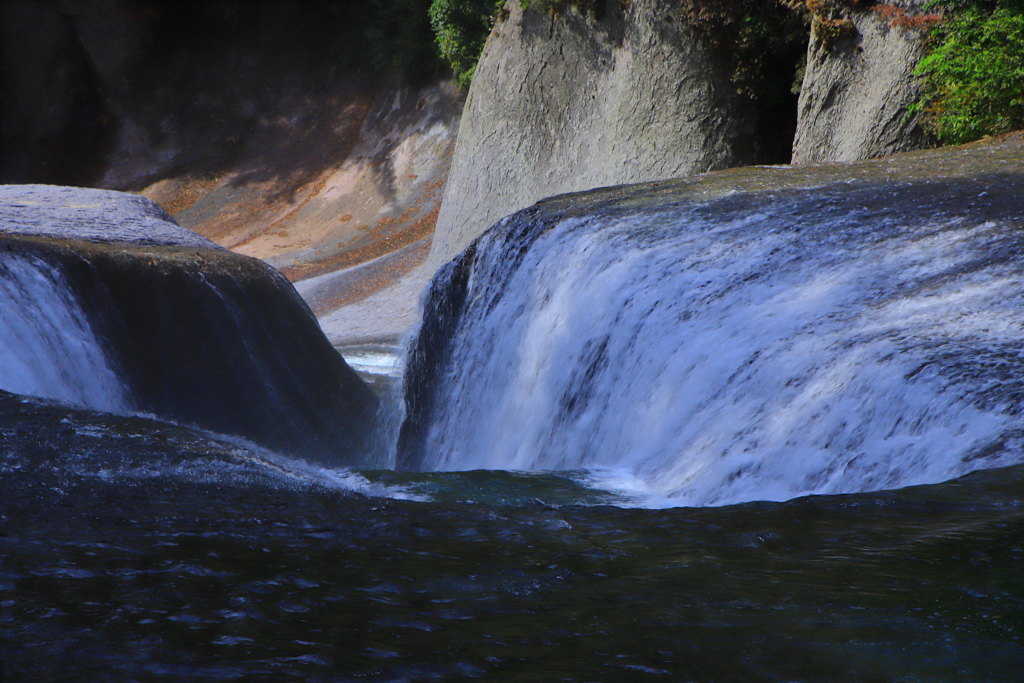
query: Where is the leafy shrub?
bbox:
[913,1,1024,143]
[811,15,855,50]
[429,0,507,89]
[319,0,440,81]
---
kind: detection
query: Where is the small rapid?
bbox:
[399,174,1024,506]
[0,253,129,413]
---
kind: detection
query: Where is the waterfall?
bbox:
[400,177,1024,506]
[0,253,130,413]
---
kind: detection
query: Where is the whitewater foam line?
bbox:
[65,416,428,502]
[402,179,1024,506]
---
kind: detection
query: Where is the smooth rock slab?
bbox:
[0,185,218,248]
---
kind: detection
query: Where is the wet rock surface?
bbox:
[0,185,378,464]
[0,185,218,248]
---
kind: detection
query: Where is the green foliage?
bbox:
[913,1,1024,144]
[362,0,440,78]
[429,0,507,89]
[727,2,810,103]
[319,0,440,81]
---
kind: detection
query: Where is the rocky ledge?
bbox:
[0,185,378,465]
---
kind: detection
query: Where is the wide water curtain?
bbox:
[403,179,1024,506]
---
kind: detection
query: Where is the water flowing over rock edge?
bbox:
[400,136,1024,507]
[0,185,380,465]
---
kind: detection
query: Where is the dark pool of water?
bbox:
[2,393,1023,681]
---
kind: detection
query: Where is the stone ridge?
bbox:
[0,185,220,249]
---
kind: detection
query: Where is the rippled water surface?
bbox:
[2,394,1022,681]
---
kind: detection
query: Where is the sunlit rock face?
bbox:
[431,0,946,271]
[401,135,1024,506]
[792,0,931,164]
[428,0,766,270]
[0,185,378,465]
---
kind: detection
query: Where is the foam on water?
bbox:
[90,455,428,502]
[403,184,1024,506]
[0,253,130,413]
[340,346,404,379]
[51,411,428,501]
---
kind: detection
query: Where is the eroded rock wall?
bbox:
[428,0,762,268]
[3,0,944,347]
[792,0,931,164]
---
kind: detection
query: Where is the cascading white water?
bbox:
[0,253,130,413]
[404,182,1024,506]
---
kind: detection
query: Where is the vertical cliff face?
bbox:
[792,0,930,164]
[427,0,764,268]
[430,0,939,270]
